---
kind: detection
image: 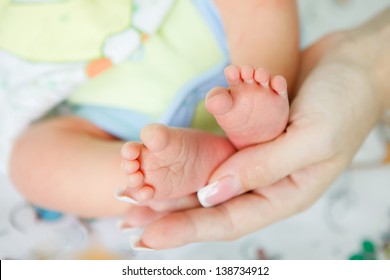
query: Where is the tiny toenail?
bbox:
[121,145,129,157]
[279,90,288,97]
[127,171,143,187]
[229,79,240,86]
[260,81,269,88]
[120,160,127,171]
[125,150,133,159]
[121,161,138,173]
[197,176,243,208]
[114,188,139,205]
[136,186,154,202]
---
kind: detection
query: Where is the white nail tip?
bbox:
[197,181,219,208]
[116,219,125,230]
[129,235,155,252]
[260,81,269,88]
[114,188,139,205]
[116,220,141,233]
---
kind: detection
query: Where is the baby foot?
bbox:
[120,123,235,202]
[205,65,289,149]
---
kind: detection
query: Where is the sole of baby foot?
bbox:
[205,65,289,149]
[120,123,235,201]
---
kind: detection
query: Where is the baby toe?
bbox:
[271,75,288,97]
[224,65,241,87]
[205,87,234,116]
[240,65,255,83]
[121,142,141,160]
[254,68,270,88]
[126,171,144,189]
[135,186,155,202]
[140,124,169,153]
[121,160,140,174]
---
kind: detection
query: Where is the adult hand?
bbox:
[123,8,390,249]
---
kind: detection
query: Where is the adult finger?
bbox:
[139,159,342,249]
[119,194,200,229]
[197,120,333,207]
[118,206,167,230]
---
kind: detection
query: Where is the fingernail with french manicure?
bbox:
[116,219,141,233]
[197,176,243,208]
[129,234,155,252]
[114,188,139,205]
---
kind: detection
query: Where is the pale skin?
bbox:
[121,8,390,249]
[120,66,289,202]
[9,0,299,217]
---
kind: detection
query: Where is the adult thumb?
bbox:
[197,126,324,207]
